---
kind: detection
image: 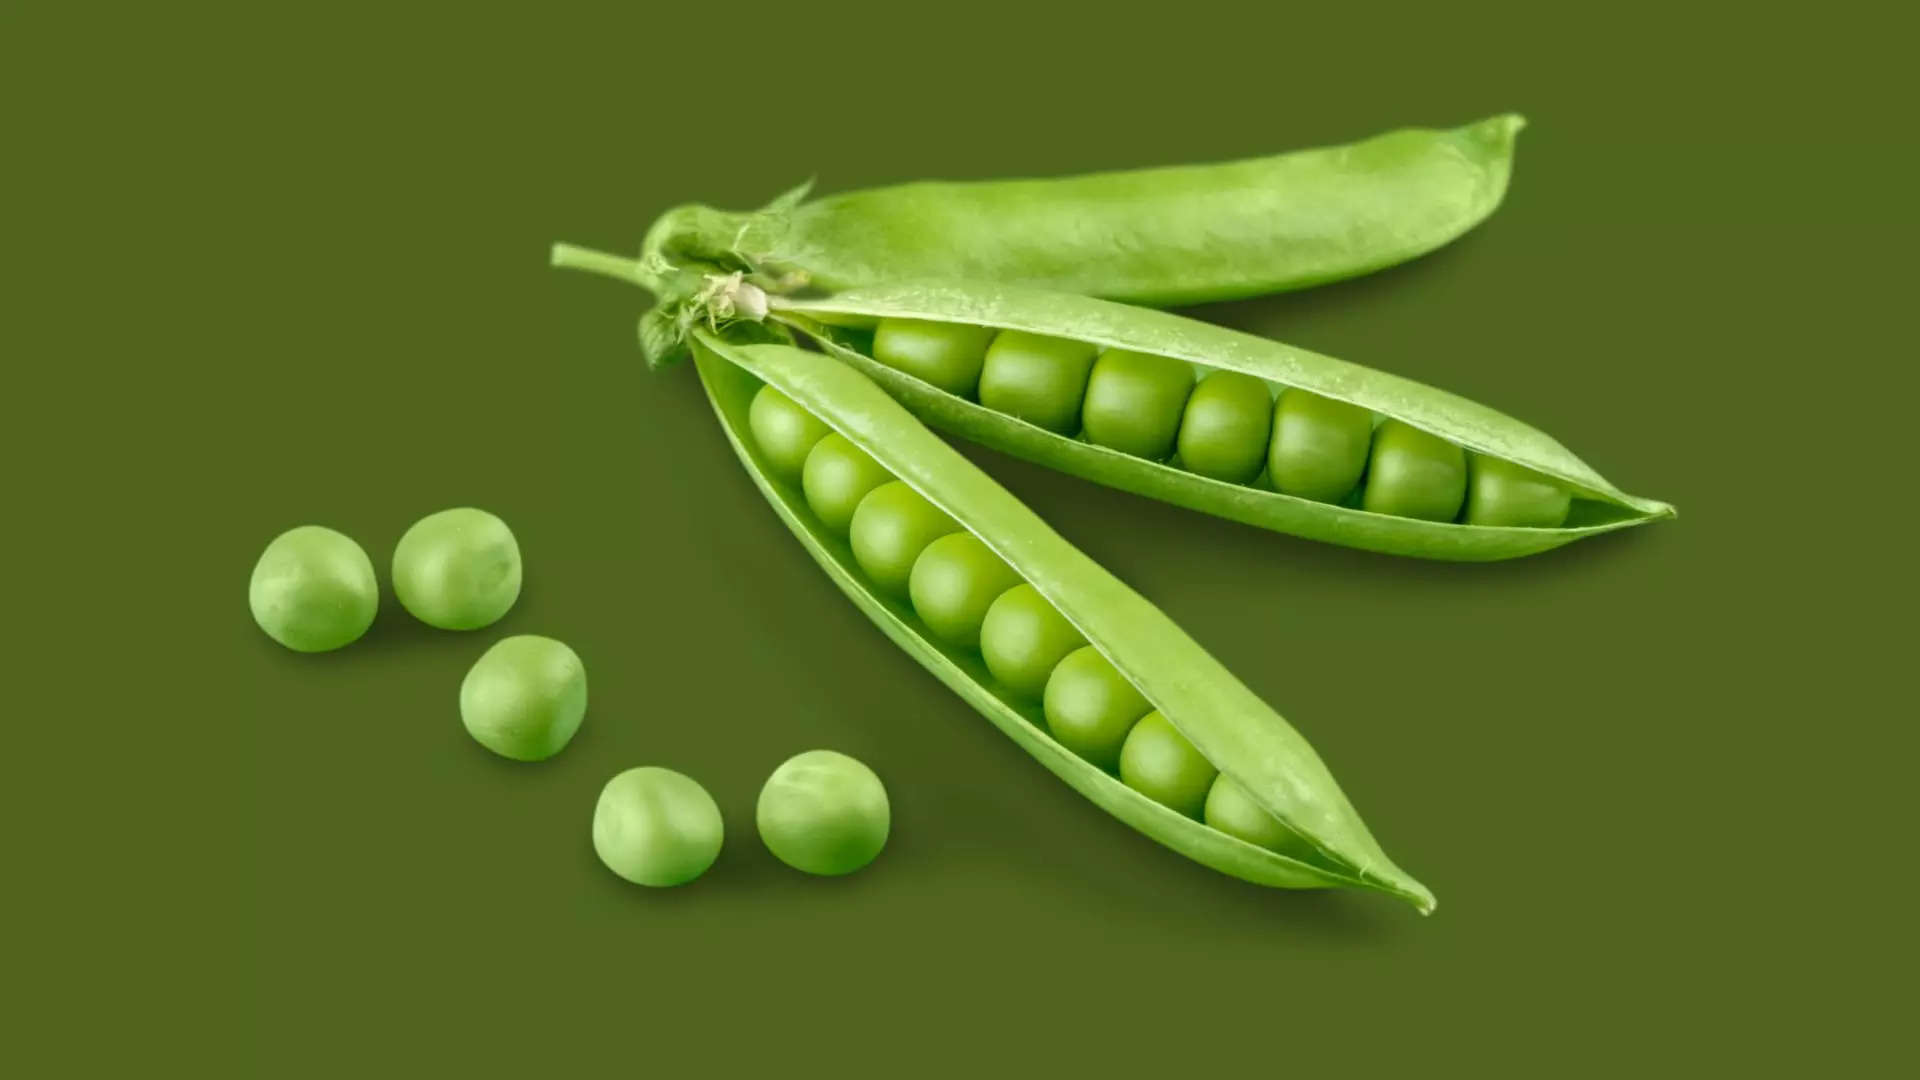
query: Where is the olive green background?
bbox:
[10,4,1905,1075]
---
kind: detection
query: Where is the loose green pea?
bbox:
[802,433,893,535]
[979,583,1086,700]
[1362,420,1467,521]
[459,634,587,761]
[908,533,1022,650]
[1118,711,1217,818]
[1041,646,1152,771]
[1081,350,1195,460]
[248,525,379,652]
[976,330,1098,434]
[1204,774,1316,859]
[1269,390,1374,503]
[748,384,832,481]
[592,766,724,887]
[1465,453,1572,527]
[391,507,522,631]
[1177,371,1274,483]
[848,481,959,595]
[756,749,890,876]
[871,318,994,398]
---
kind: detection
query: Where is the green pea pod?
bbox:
[644,115,1524,307]
[689,330,1435,913]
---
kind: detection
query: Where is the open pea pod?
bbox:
[690,330,1435,913]
[644,114,1523,308]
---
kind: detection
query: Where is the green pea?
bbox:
[976,330,1098,433]
[592,766,724,887]
[908,533,1022,650]
[1041,646,1152,771]
[248,525,379,652]
[1361,420,1467,521]
[748,384,832,481]
[1204,774,1316,859]
[802,433,894,535]
[1081,350,1195,459]
[756,749,890,876]
[979,583,1086,700]
[1464,453,1572,527]
[848,481,959,595]
[391,507,522,631]
[1269,390,1374,503]
[459,634,587,761]
[1118,711,1217,818]
[870,318,994,397]
[1176,371,1274,483]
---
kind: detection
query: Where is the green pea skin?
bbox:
[802,433,894,534]
[848,481,959,595]
[1361,419,1468,521]
[1118,711,1217,819]
[392,507,522,631]
[749,384,832,481]
[1269,390,1374,503]
[1041,646,1152,771]
[592,766,724,887]
[979,583,1087,700]
[871,318,995,398]
[248,525,379,652]
[459,634,587,761]
[1081,350,1196,460]
[1177,371,1274,483]
[757,750,891,876]
[1204,774,1316,859]
[976,330,1098,434]
[1465,453,1572,527]
[908,533,1022,650]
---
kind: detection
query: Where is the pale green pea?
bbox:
[1081,349,1195,460]
[248,525,379,652]
[1177,371,1274,483]
[1362,420,1467,521]
[1204,773,1317,859]
[977,330,1098,434]
[460,634,587,761]
[593,767,724,887]
[803,433,894,535]
[908,532,1022,650]
[1269,389,1373,503]
[848,481,959,595]
[1042,645,1152,771]
[749,384,832,481]
[757,749,891,876]
[1118,711,1217,818]
[1465,452,1572,527]
[392,507,522,631]
[979,583,1086,700]
[871,318,994,398]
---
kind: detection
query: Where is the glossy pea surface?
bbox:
[1269,390,1374,503]
[848,481,958,595]
[979,583,1086,700]
[1177,371,1274,483]
[757,749,890,876]
[248,525,379,652]
[459,634,587,761]
[1205,774,1313,858]
[802,433,893,534]
[1042,645,1152,771]
[908,532,1021,650]
[391,507,522,631]
[1118,711,1217,818]
[1465,452,1572,527]
[1362,419,1467,521]
[871,318,993,397]
[976,330,1097,434]
[592,766,724,887]
[749,385,832,480]
[1081,350,1195,460]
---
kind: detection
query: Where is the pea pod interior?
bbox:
[690,329,1435,913]
[765,280,1673,561]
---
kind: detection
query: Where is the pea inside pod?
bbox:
[690,331,1433,912]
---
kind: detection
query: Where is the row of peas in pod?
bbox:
[864,319,1571,528]
[749,383,1314,858]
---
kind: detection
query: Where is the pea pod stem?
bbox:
[549,243,652,288]
[690,329,1435,914]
